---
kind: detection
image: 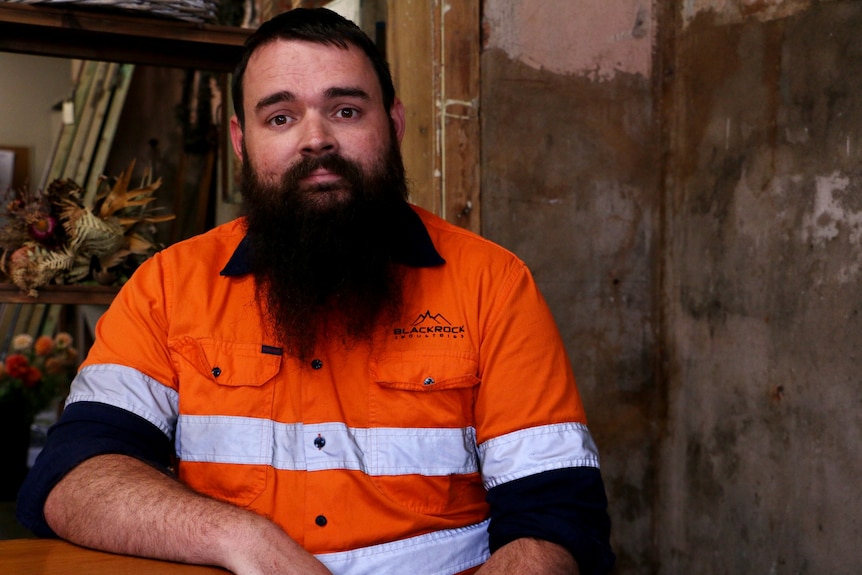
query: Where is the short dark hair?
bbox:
[231,8,396,127]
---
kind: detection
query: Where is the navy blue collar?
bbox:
[220,202,445,277]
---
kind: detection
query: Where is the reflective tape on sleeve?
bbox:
[67,364,179,438]
[478,422,600,489]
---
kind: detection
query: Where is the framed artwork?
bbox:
[0,146,29,192]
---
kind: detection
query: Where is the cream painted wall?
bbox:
[0,53,72,190]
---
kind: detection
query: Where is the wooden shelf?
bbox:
[0,283,119,305]
[0,3,251,71]
[0,5,244,306]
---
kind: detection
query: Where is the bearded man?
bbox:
[240,117,409,363]
[17,8,614,575]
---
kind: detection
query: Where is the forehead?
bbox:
[243,39,381,102]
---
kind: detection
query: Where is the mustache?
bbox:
[285,153,363,184]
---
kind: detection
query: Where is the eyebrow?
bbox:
[324,86,371,101]
[254,86,371,113]
[255,90,295,113]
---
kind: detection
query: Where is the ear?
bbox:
[229,115,244,160]
[390,97,406,144]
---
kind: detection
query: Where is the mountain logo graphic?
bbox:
[394,310,466,339]
[411,311,452,326]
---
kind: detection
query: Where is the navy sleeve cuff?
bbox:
[486,467,615,575]
[16,401,174,537]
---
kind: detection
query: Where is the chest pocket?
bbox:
[369,350,480,428]
[368,351,485,515]
[169,336,282,418]
[169,337,282,507]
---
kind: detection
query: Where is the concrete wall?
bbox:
[659,1,862,573]
[481,1,660,571]
[482,0,862,573]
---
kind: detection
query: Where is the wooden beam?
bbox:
[387,0,480,232]
[387,0,439,216]
[438,0,480,231]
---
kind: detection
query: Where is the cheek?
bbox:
[246,145,289,184]
[244,130,296,167]
[345,132,391,169]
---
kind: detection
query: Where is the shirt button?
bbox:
[311,359,323,370]
[211,367,222,378]
[423,377,435,386]
[314,434,326,450]
[315,515,328,527]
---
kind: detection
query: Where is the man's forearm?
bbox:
[44,454,331,575]
[475,538,579,575]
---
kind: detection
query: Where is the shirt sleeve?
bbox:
[486,467,615,575]
[15,401,174,537]
[469,259,614,573]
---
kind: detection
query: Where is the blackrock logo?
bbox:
[393,310,466,339]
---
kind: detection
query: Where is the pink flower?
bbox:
[6,246,35,279]
[28,215,58,243]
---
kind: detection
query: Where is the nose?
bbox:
[299,112,337,156]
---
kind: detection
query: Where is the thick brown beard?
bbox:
[240,138,408,362]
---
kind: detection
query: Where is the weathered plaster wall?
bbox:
[660,1,862,573]
[481,1,660,572]
[482,0,652,80]
[482,0,862,573]
[681,0,824,26]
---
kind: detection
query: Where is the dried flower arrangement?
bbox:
[0,161,175,296]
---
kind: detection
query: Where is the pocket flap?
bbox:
[370,351,479,391]
[170,336,282,387]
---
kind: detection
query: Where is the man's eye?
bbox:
[271,115,288,126]
[338,108,358,119]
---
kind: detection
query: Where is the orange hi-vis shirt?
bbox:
[71,204,600,574]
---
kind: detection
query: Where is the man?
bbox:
[17,8,614,575]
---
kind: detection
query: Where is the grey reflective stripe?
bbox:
[316,519,490,575]
[67,364,179,438]
[478,422,600,489]
[67,365,597,490]
[177,416,480,476]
